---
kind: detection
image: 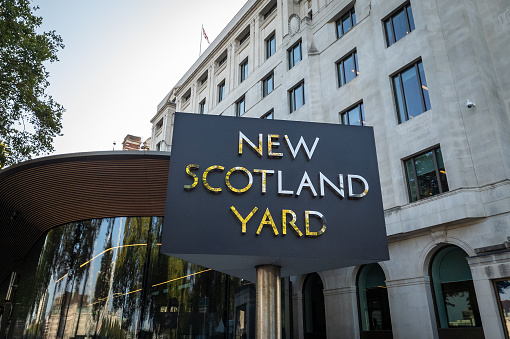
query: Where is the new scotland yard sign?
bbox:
[162,112,388,280]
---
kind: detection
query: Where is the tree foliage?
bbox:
[0,0,64,168]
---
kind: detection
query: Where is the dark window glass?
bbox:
[218,81,225,103]
[431,247,483,330]
[236,97,245,116]
[263,3,277,20]
[404,147,448,202]
[290,82,305,113]
[240,59,248,83]
[199,99,206,114]
[263,73,274,97]
[358,264,393,332]
[289,41,302,69]
[266,34,276,59]
[495,279,510,338]
[218,54,227,66]
[393,61,430,123]
[156,118,163,130]
[337,50,359,87]
[303,273,326,337]
[384,3,415,47]
[336,7,356,38]
[261,110,274,119]
[239,31,250,45]
[340,102,365,126]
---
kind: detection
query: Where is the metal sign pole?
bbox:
[256,265,281,339]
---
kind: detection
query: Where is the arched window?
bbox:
[357,264,393,338]
[430,246,484,338]
[303,272,326,339]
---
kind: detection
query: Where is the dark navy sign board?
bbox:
[162,112,388,281]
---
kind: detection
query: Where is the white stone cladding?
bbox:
[150,0,510,338]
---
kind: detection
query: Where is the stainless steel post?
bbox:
[256,265,281,339]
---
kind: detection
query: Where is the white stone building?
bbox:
[150,0,510,338]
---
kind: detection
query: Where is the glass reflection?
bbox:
[496,279,510,337]
[7,217,256,338]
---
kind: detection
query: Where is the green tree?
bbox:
[0,0,65,168]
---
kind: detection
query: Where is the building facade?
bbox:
[150,0,510,338]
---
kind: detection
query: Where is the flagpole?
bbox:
[199,24,203,57]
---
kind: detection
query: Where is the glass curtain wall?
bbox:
[5,217,257,339]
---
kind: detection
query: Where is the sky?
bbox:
[33,0,247,154]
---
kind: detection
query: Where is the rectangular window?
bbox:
[218,54,227,67]
[263,2,277,20]
[288,41,302,69]
[261,110,274,119]
[404,147,448,202]
[337,50,359,87]
[393,60,430,123]
[384,3,415,47]
[200,75,208,86]
[289,81,305,113]
[495,279,510,338]
[239,31,250,45]
[266,33,276,59]
[263,73,274,97]
[236,97,245,117]
[340,102,365,126]
[240,59,248,83]
[199,99,206,114]
[336,7,356,38]
[156,118,163,130]
[218,81,225,103]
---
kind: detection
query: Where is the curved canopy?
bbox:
[0,151,170,286]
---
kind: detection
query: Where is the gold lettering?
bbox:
[268,134,283,157]
[225,167,253,193]
[305,211,327,237]
[253,169,274,193]
[230,206,258,233]
[184,164,199,190]
[239,131,263,157]
[203,165,224,193]
[256,208,279,235]
[282,209,303,237]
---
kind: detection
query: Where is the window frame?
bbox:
[404,146,448,202]
[288,40,302,69]
[336,6,356,38]
[266,33,276,59]
[199,99,206,114]
[217,80,226,103]
[340,102,365,126]
[236,96,246,117]
[263,2,277,20]
[239,31,250,45]
[494,278,510,339]
[289,81,305,113]
[392,60,430,123]
[261,110,274,119]
[384,2,415,47]
[336,49,359,87]
[262,72,274,97]
[240,59,248,83]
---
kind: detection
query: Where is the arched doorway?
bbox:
[430,246,484,339]
[303,272,326,339]
[357,263,393,339]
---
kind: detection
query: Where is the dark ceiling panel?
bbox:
[0,151,170,286]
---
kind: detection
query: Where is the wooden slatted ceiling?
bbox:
[0,151,170,286]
